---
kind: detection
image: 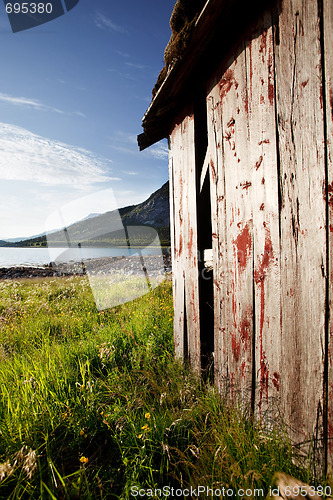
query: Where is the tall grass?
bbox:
[0,276,327,498]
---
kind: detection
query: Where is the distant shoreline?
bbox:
[0,244,171,249]
[0,254,172,280]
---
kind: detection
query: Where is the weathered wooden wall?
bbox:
[169,108,201,374]
[169,0,333,475]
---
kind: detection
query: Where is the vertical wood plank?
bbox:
[323,0,333,477]
[169,110,201,374]
[207,44,254,406]
[223,49,254,407]
[169,123,186,359]
[274,0,326,468]
[246,14,281,421]
[183,112,201,374]
[207,79,229,396]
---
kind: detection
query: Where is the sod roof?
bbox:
[138,0,274,151]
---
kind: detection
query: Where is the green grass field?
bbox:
[0,276,326,499]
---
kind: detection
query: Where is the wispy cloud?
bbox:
[124,171,138,176]
[0,122,120,187]
[109,132,168,163]
[115,50,130,58]
[125,62,149,70]
[0,92,63,113]
[0,92,85,117]
[95,12,128,34]
[109,131,138,155]
[107,67,137,82]
[145,141,169,160]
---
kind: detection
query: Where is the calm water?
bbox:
[0,246,162,268]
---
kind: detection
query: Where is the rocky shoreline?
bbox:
[0,254,172,280]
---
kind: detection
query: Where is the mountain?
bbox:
[79,213,102,222]
[3,232,47,243]
[1,182,170,248]
[120,181,169,227]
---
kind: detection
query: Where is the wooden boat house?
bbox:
[138,0,333,475]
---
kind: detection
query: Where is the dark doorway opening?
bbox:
[194,89,214,379]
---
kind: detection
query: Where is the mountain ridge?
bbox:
[0,182,170,248]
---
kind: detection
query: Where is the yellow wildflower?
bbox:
[79,456,88,464]
[141,424,149,431]
[145,412,151,420]
[79,430,85,436]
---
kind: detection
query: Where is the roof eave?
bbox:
[138,0,231,150]
[138,0,274,150]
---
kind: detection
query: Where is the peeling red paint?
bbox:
[233,222,252,272]
[224,130,232,141]
[241,181,252,190]
[268,78,274,107]
[254,230,274,412]
[248,40,253,97]
[213,278,220,290]
[255,156,263,170]
[231,333,241,362]
[301,79,309,88]
[259,30,267,55]
[258,139,270,146]
[178,234,183,258]
[241,361,246,379]
[272,372,280,391]
[191,288,199,326]
[242,88,249,114]
[231,309,252,365]
[254,233,274,285]
[179,172,184,227]
[210,159,217,184]
[231,281,237,324]
[240,313,252,348]
[261,177,265,184]
[227,117,235,128]
[224,127,236,153]
[219,69,238,102]
[188,228,193,259]
[259,351,269,406]
[260,203,265,211]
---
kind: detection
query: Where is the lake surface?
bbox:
[0,246,163,268]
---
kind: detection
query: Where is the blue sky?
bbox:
[0,0,174,238]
